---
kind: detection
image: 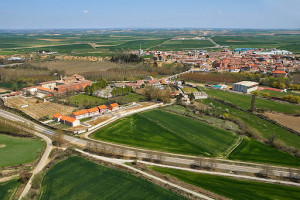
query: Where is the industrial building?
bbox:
[233,81,258,93]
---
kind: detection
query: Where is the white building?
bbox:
[233,81,258,93]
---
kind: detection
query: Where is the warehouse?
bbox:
[233,81,258,93]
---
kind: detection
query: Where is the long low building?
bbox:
[233,81,258,93]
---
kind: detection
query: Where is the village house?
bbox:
[60,115,69,124]
[108,103,119,111]
[53,113,62,122]
[71,109,89,119]
[64,117,80,127]
[39,81,57,90]
[22,86,38,95]
[88,107,99,117]
[98,105,108,114]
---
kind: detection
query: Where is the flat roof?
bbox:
[234,81,258,87]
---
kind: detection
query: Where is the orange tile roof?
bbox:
[109,103,119,108]
[60,115,68,121]
[37,87,51,92]
[53,113,62,118]
[98,105,107,110]
[88,107,99,113]
[65,117,77,123]
[72,109,88,116]
[272,70,286,74]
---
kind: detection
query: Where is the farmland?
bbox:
[151,166,300,200]
[68,94,108,108]
[6,96,76,120]
[150,39,214,51]
[200,99,300,150]
[181,86,198,93]
[0,179,21,200]
[0,134,44,167]
[264,112,300,133]
[110,92,145,104]
[93,109,239,156]
[228,138,300,167]
[39,156,185,200]
[212,35,300,54]
[200,87,300,115]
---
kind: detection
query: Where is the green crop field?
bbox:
[200,99,300,150]
[0,134,44,167]
[228,138,300,167]
[259,89,300,98]
[151,166,300,200]
[0,179,21,200]
[93,109,239,156]
[110,92,145,104]
[201,87,300,115]
[39,156,185,200]
[68,94,108,107]
[181,87,198,93]
[212,35,300,53]
[151,39,214,51]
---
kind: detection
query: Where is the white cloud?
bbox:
[83,10,89,14]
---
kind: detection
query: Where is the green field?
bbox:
[0,134,44,167]
[93,109,239,156]
[200,99,300,150]
[151,39,214,51]
[212,35,300,53]
[39,156,185,200]
[151,166,300,200]
[181,87,198,93]
[68,94,108,107]
[0,179,20,200]
[259,89,300,98]
[110,92,145,104]
[228,138,300,167]
[201,87,300,114]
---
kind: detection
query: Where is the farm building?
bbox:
[53,80,92,94]
[98,105,108,114]
[60,115,69,124]
[108,103,119,111]
[88,107,99,117]
[233,81,258,93]
[53,113,62,122]
[22,86,38,95]
[71,109,89,119]
[193,92,208,99]
[39,81,57,90]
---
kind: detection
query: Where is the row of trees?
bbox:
[283,95,300,103]
[110,54,143,63]
[84,80,107,96]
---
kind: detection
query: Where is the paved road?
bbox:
[18,126,53,199]
[76,149,214,200]
[0,108,299,179]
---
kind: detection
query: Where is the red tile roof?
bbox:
[272,70,286,74]
[88,107,99,113]
[53,113,62,118]
[98,105,107,110]
[37,87,51,92]
[72,109,88,116]
[109,103,119,108]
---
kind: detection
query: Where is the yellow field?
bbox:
[6,96,76,120]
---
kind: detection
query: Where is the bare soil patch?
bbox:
[264,112,300,133]
[87,115,113,126]
[6,96,76,120]
[0,144,6,148]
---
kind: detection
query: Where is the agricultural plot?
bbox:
[259,89,300,98]
[228,138,300,167]
[200,99,300,150]
[39,156,185,200]
[103,39,169,51]
[212,35,300,53]
[264,112,300,133]
[93,109,239,156]
[68,94,108,108]
[181,86,198,94]
[151,166,300,200]
[0,179,21,200]
[201,87,300,115]
[6,96,76,120]
[110,92,145,104]
[151,39,214,51]
[0,134,44,167]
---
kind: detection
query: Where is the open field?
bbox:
[68,94,108,108]
[6,96,76,120]
[32,60,123,75]
[93,109,239,156]
[200,99,300,150]
[228,138,300,167]
[39,156,185,200]
[200,87,300,115]
[212,35,300,53]
[264,112,300,133]
[150,39,214,51]
[0,179,21,200]
[151,166,300,200]
[87,115,113,126]
[110,92,145,104]
[181,87,198,93]
[0,134,44,167]
[259,89,300,98]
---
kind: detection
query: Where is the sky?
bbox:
[0,0,299,29]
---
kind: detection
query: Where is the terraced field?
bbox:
[93,109,239,156]
[38,156,185,200]
[0,179,20,200]
[0,134,44,167]
[151,167,300,200]
[228,138,300,167]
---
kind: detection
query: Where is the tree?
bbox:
[31,173,43,189]
[11,82,18,91]
[19,170,31,183]
[250,90,259,112]
[52,130,65,147]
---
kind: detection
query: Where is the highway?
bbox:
[0,108,299,179]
